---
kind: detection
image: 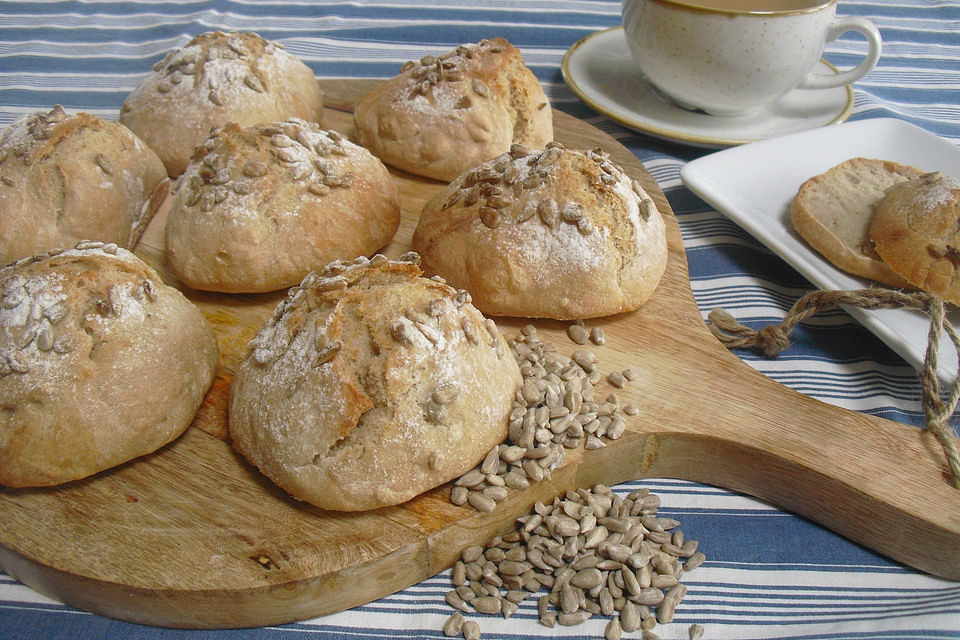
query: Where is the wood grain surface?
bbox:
[0,79,958,629]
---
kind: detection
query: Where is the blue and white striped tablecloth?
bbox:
[1,1,958,638]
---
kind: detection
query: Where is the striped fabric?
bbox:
[1,0,959,638]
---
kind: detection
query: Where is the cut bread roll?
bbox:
[790,157,923,287]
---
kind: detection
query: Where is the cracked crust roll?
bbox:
[411,142,668,320]
[870,172,960,305]
[120,31,324,177]
[353,37,552,182]
[0,241,219,487]
[228,253,522,511]
[0,105,169,266]
[790,157,923,287]
[165,119,401,293]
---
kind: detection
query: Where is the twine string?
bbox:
[707,287,960,489]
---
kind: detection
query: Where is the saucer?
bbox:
[561,27,855,148]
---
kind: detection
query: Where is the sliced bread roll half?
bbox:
[790,157,924,287]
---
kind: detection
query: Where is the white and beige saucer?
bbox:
[561,27,855,148]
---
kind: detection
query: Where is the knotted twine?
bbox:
[707,287,960,489]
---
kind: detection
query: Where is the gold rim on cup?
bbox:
[644,0,835,17]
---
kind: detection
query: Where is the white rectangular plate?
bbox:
[681,118,960,385]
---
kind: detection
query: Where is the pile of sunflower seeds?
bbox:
[450,324,632,513]
[443,483,706,639]
[442,323,705,638]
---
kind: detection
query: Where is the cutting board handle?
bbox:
[600,317,960,580]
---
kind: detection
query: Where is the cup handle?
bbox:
[798,16,882,90]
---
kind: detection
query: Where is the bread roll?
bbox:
[790,157,923,286]
[0,105,169,265]
[870,172,960,304]
[411,143,667,319]
[0,241,219,487]
[120,31,324,177]
[165,119,401,293]
[354,38,552,182]
[228,253,522,511]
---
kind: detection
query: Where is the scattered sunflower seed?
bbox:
[606,616,623,640]
[446,590,471,613]
[621,601,642,632]
[472,596,501,614]
[467,492,496,513]
[462,620,481,640]
[443,612,464,637]
[607,371,627,389]
[568,324,590,345]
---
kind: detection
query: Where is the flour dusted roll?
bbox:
[0,242,219,487]
[228,253,522,511]
[120,31,324,177]
[870,172,960,304]
[165,119,401,293]
[411,142,667,319]
[0,106,169,265]
[354,38,552,182]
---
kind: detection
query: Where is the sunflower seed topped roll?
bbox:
[0,106,169,265]
[165,118,400,293]
[354,38,552,182]
[228,253,522,511]
[120,31,324,176]
[412,143,667,319]
[0,241,218,487]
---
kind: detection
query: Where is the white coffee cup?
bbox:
[621,0,882,116]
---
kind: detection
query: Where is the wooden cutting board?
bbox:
[1,79,958,629]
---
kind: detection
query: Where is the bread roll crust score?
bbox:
[228,255,522,511]
[0,106,169,265]
[354,38,552,182]
[166,119,401,293]
[412,144,667,319]
[0,242,219,487]
[120,31,324,177]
